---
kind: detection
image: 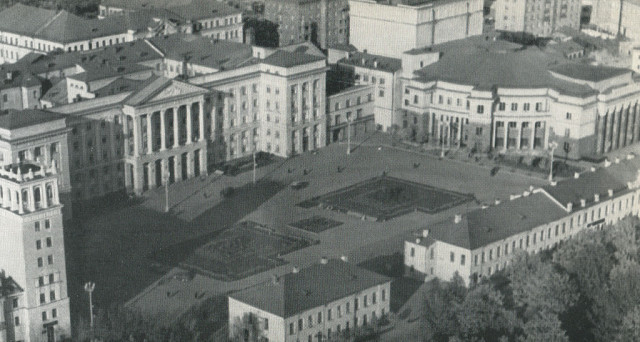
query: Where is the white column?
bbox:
[516,121,522,150]
[28,187,35,212]
[160,110,167,151]
[147,113,153,154]
[457,119,462,148]
[199,101,205,141]
[133,116,141,156]
[503,123,508,150]
[186,104,193,144]
[44,144,51,166]
[173,107,180,148]
[123,116,130,156]
[17,189,23,214]
[1,186,8,208]
[530,122,535,150]
[41,185,48,209]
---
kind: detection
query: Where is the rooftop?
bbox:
[542,168,629,208]
[0,109,66,130]
[0,69,43,91]
[413,36,600,97]
[230,259,390,317]
[263,50,326,68]
[549,63,631,82]
[102,0,241,19]
[68,62,153,84]
[338,51,402,73]
[0,4,133,44]
[0,273,22,298]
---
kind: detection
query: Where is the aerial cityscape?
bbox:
[1,0,640,341]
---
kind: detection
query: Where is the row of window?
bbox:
[37,254,55,268]
[200,15,241,29]
[333,94,373,112]
[497,101,544,112]
[35,237,53,250]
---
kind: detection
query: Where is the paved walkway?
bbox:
[125,132,547,323]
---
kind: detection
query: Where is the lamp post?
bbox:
[163,162,169,213]
[346,114,352,155]
[439,121,445,158]
[252,148,257,185]
[84,282,95,332]
[548,141,558,182]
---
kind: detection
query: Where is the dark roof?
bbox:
[68,62,153,83]
[41,79,69,106]
[542,168,629,208]
[425,193,568,250]
[0,69,43,90]
[147,34,254,70]
[549,63,631,82]
[328,43,358,52]
[338,51,402,73]
[279,42,326,58]
[0,273,22,297]
[0,4,130,44]
[263,50,326,68]
[102,0,241,19]
[230,260,390,317]
[414,37,597,96]
[0,109,65,130]
[92,77,147,97]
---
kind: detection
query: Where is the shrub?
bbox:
[490,166,500,177]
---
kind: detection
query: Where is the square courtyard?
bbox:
[300,176,474,221]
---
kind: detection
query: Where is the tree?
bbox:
[618,305,640,342]
[423,275,467,341]
[519,312,568,342]
[230,313,264,342]
[454,283,518,341]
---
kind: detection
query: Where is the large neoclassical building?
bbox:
[399,36,640,160]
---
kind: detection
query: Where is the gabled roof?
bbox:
[0,109,66,130]
[279,42,326,58]
[68,62,153,84]
[0,68,44,90]
[102,0,241,19]
[263,50,325,68]
[542,168,628,208]
[230,260,390,318]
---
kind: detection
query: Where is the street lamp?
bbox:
[84,282,95,331]
[548,141,558,182]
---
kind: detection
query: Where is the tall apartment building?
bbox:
[349,0,483,58]
[405,156,640,285]
[0,158,71,341]
[264,0,349,48]
[590,0,640,41]
[229,259,391,342]
[494,0,581,37]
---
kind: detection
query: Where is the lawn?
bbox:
[181,221,310,281]
[289,215,343,233]
[301,176,474,221]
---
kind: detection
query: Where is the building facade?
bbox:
[349,0,483,58]
[405,156,640,285]
[399,36,640,159]
[264,0,349,49]
[590,0,640,42]
[494,0,581,37]
[0,162,71,342]
[229,259,391,342]
[0,273,25,342]
[326,84,375,144]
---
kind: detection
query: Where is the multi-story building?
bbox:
[336,51,402,131]
[264,0,349,49]
[405,156,640,285]
[99,0,244,42]
[590,0,640,41]
[0,69,45,111]
[0,158,71,341]
[349,0,483,58]
[0,4,143,64]
[326,84,375,144]
[494,0,581,37]
[0,272,25,342]
[228,258,391,342]
[399,36,640,159]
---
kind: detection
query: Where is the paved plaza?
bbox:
[68,131,549,326]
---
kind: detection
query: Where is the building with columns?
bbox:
[405,155,640,285]
[349,0,483,59]
[494,0,581,37]
[0,161,71,342]
[399,36,640,159]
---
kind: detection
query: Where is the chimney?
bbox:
[529,185,535,192]
[523,191,531,197]
[608,189,614,197]
[580,198,586,207]
[594,193,600,202]
[494,198,501,205]
[628,153,635,160]
[6,71,12,80]
[574,172,580,179]
[340,255,348,262]
[320,257,328,265]
[590,166,596,172]
[422,229,429,238]
[373,60,378,68]
[454,214,462,223]
[550,180,557,186]
[604,159,612,167]
[510,194,518,201]
[481,204,489,209]
[415,238,421,244]
[292,266,299,273]
[567,202,573,212]
[615,157,620,164]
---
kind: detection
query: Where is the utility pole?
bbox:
[84,282,95,334]
[548,141,558,182]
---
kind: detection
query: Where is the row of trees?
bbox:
[423,217,640,342]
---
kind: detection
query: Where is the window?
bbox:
[308,315,313,328]
[318,312,322,323]
[38,257,43,267]
[47,255,53,265]
[35,221,40,232]
[477,105,484,114]
[535,102,542,111]
[524,103,530,111]
[410,247,415,257]
[566,112,572,120]
[50,290,55,301]
[379,90,384,97]
[290,323,294,335]
[46,237,51,247]
[45,219,50,229]
[49,274,54,283]
[511,103,518,111]
[461,255,466,265]
[36,240,42,250]
[52,309,57,318]
[298,318,303,331]
[14,317,19,326]
[450,252,455,262]
[328,309,332,321]
[40,293,46,304]
[476,127,483,135]
[372,292,377,304]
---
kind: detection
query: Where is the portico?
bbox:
[121,78,210,195]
